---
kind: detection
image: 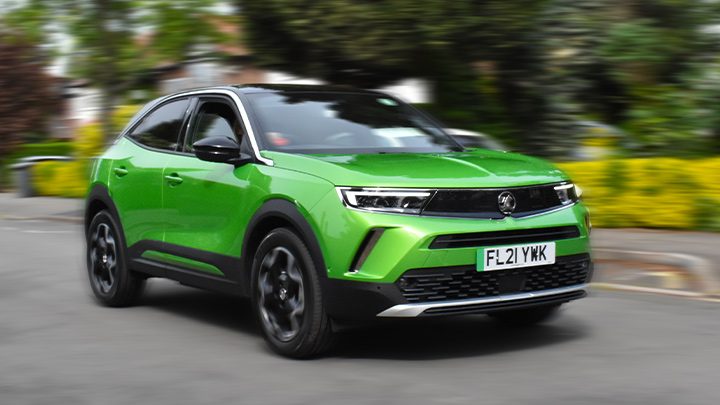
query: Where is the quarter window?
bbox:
[128,99,190,151]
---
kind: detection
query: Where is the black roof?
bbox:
[148,84,391,114]
[227,83,386,95]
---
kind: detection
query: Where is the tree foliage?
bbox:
[240,0,540,87]
[240,0,720,157]
[0,33,57,188]
[2,0,228,141]
[239,0,546,153]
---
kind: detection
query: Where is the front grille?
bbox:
[429,226,580,249]
[398,253,591,303]
[421,183,570,219]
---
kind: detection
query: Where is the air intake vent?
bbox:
[397,253,591,303]
[429,226,580,250]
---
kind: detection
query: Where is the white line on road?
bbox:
[22,230,73,234]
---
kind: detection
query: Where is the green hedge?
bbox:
[2,141,74,189]
[7,141,74,162]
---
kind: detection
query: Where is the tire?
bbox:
[251,228,334,358]
[488,304,561,326]
[86,210,145,307]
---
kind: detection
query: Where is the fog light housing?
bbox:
[585,214,592,235]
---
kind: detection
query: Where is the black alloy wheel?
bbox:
[251,228,333,358]
[90,222,117,294]
[87,210,145,306]
[257,246,306,342]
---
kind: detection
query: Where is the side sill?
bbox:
[376,284,589,317]
[131,258,244,296]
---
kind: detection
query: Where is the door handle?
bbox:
[113,167,128,177]
[164,174,183,186]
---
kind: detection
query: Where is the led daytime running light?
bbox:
[339,188,432,214]
[554,182,579,205]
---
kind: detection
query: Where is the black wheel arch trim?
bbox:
[241,198,328,296]
[85,184,126,242]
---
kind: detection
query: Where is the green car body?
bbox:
[85,85,592,357]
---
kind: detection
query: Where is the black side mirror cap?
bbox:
[193,137,252,166]
[227,153,253,167]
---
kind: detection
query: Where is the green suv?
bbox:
[85,84,592,358]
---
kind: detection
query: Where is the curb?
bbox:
[593,248,720,297]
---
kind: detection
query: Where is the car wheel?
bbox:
[251,228,334,358]
[488,304,561,326]
[87,210,145,307]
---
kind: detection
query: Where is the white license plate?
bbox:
[478,242,556,271]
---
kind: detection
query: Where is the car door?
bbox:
[161,96,253,279]
[109,97,191,249]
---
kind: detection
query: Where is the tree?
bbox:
[533,0,720,157]
[3,0,228,141]
[0,34,57,190]
[596,0,720,155]
[240,0,538,85]
[239,0,543,150]
[239,0,720,158]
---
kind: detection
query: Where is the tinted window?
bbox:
[245,92,461,154]
[128,99,190,151]
[186,101,243,153]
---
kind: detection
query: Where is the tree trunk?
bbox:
[0,158,6,192]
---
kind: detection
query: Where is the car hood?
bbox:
[262,150,569,188]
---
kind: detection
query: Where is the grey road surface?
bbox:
[1,218,719,405]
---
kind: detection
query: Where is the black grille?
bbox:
[429,226,580,249]
[421,183,572,219]
[398,253,591,303]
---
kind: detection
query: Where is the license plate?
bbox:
[478,242,556,271]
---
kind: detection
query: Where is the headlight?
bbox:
[337,187,433,214]
[554,182,580,205]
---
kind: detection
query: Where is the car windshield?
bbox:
[245,92,462,154]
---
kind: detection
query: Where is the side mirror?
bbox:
[193,137,252,166]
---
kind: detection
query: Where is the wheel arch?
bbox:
[240,198,327,296]
[85,184,124,242]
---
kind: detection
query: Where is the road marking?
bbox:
[23,230,73,234]
[591,283,703,297]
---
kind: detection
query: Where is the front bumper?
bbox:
[311,192,593,320]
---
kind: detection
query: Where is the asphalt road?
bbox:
[1,218,719,405]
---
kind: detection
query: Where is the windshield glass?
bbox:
[246,92,462,154]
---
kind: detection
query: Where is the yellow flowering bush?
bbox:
[31,105,141,198]
[32,159,90,198]
[558,157,720,231]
